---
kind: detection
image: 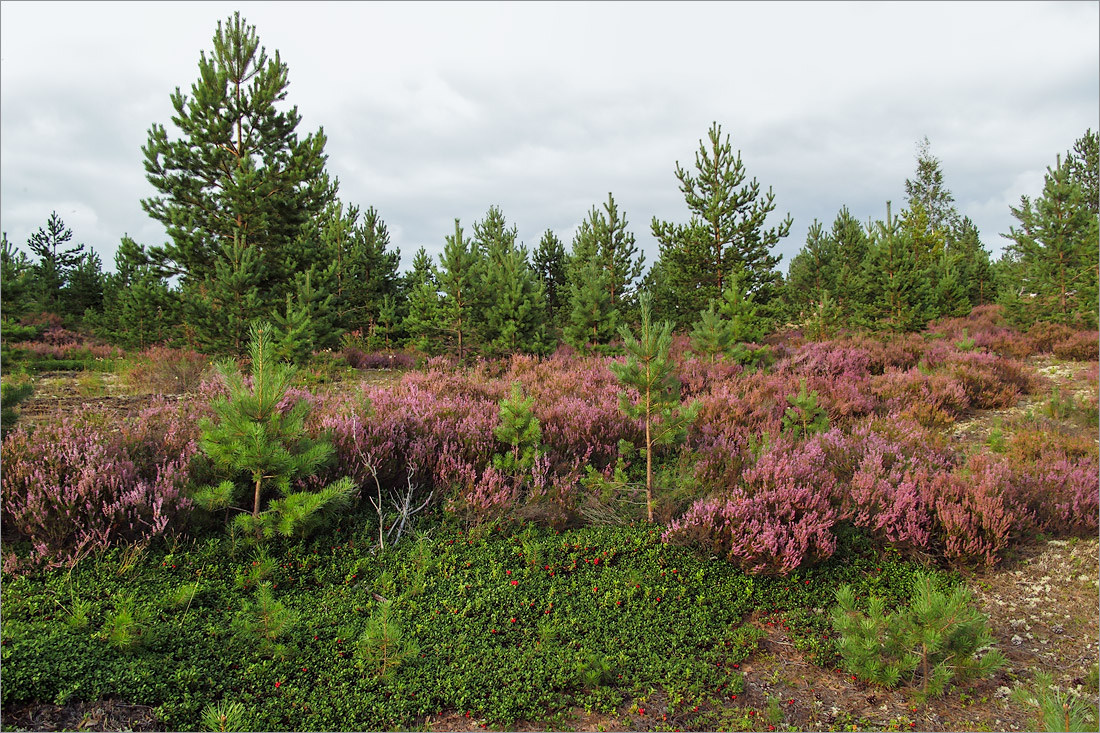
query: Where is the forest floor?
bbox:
[4,358,1097,732]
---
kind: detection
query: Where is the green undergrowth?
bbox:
[0,520,936,731]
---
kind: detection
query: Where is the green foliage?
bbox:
[1011,671,1099,733]
[610,292,700,521]
[474,207,548,355]
[564,255,618,351]
[193,321,357,538]
[493,382,543,474]
[100,594,153,651]
[143,11,334,306]
[25,211,86,315]
[533,229,568,327]
[1,233,35,320]
[436,219,482,361]
[651,121,792,320]
[782,379,830,438]
[402,246,442,353]
[273,265,341,363]
[1000,132,1100,328]
[2,522,943,730]
[232,583,297,659]
[0,374,33,438]
[200,699,249,732]
[355,600,420,680]
[831,571,1005,699]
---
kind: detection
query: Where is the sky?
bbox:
[1,1,1097,279]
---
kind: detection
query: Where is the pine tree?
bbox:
[402,247,441,353]
[829,206,871,322]
[784,220,835,320]
[832,572,1005,699]
[571,194,644,313]
[192,321,356,539]
[329,205,401,334]
[436,220,482,360]
[533,229,568,326]
[905,137,959,235]
[1067,129,1099,217]
[142,12,334,319]
[564,256,617,351]
[1,233,34,320]
[652,122,792,318]
[863,202,932,331]
[63,250,105,320]
[688,302,735,361]
[188,232,268,355]
[1000,147,1099,327]
[26,211,84,314]
[472,207,548,355]
[273,265,340,363]
[610,291,699,522]
[92,237,178,349]
[952,217,994,307]
[492,382,543,475]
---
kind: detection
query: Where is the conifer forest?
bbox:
[1,12,1098,733]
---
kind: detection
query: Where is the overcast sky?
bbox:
[1,1,1097,279]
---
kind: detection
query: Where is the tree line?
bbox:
[2,12,1097,362]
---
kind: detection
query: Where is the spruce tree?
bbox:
[192,321,356,539]
[610,291,699,522]
[142,12,335,327]
[26,211,84,314]
[652,122,792,317]
[436,220,482,360]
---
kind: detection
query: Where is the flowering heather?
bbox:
[341,348,417,370]
[664,437,839,575]
[780,341,873,379]
[942,350,1036,408]
[1,411,195,571]
[871,368,970,425]
[1051,331,1100,361]
[930,453,1026,566]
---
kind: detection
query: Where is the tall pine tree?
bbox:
[652,122,792,321]
[436,220,482,360]
[26,212,85,315]
[402,247,442,353]
[142,12,335,346]
[1000,140,1099,327]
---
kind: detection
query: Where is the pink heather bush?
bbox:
[1052,331,1100,361]
[1,411,196,572]
[780,341,873,379]
[663,437,838,575]
[678,356,745,399]
[871,368,970,425]
[1010,448,1099,535]
[942,350,1036,409]
[930,453,1026,566]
